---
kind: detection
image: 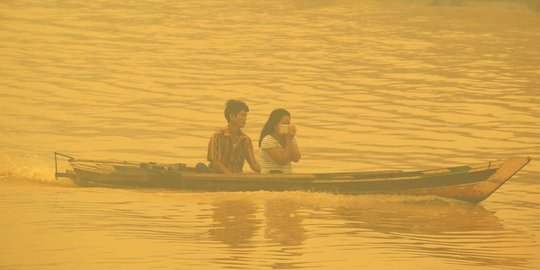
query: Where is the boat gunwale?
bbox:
[68,159,507,184]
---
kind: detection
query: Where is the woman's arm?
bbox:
[286,136,301,163]
[263,139,300,165]
[262,126,302,165]
[263,147,291,165]
[285,124,301,162]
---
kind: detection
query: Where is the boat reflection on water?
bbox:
[329,196,530,268]
[332,197,504,233]
[205,193,532,268]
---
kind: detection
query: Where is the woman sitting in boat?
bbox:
[259,109,301,173]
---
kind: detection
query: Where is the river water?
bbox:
[1,0,539,269]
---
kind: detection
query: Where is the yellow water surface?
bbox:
[1,0,539,269]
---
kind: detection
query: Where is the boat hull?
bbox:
[59,157,531,203]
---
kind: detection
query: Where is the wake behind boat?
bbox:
[54,153,530,203]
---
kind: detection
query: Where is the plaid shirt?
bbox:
[207,127,255,173]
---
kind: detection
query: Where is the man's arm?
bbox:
[210,160,233,174]
[246,139,260,173]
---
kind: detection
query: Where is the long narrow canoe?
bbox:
[54,153,530,203]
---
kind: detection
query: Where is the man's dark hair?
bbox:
[224,99,249,123]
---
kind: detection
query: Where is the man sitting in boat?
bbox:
[258,108,301,173]
[206,100,261,174]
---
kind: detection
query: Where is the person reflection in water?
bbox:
[265,198,305,247]
[207,99,260,174]
[208,199,260,248]
[259,109,301,173]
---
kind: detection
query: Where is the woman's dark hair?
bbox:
[259,108,290,147]
[224,100,249,123]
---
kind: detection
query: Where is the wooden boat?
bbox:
[54,153,530,203]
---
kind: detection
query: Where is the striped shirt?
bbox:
[207,127,255,173]
[260,135,296,173]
